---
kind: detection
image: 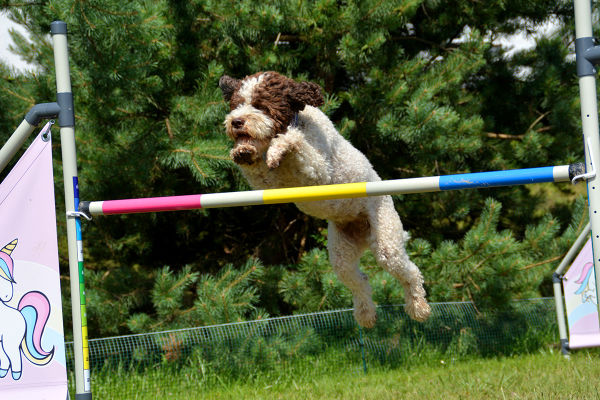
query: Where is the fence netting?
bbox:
[65,298,558,398]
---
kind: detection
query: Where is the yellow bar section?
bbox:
[82,326,90,369]
[263,182,367,204]
[83,349,89,370]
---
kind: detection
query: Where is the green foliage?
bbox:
[85,264,152,336]
[0,0,588,337]
[127,258,267,333]
[192,258,268,325]
[279,248,352,312]
[413,196,589,311]
[127,265,199,332]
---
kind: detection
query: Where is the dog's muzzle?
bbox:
[231,118,245,129]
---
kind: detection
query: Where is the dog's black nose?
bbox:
[231,118,245,129]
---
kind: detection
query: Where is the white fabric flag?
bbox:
[0,130,68,399]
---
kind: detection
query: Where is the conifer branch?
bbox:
[85,2,138,17]
[165,118,173,139]
[1,86,34,104]
[79,6,97,29]
[362,0,387,19]
[519,254,564,270]
[1,2,45,7]
[467,276,480,291]
[486,112,550,140]
[526,111,550,133]
[485,132,524,140]
[226,265,255,291]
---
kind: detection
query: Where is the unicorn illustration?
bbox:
[0,239,54,380]
[574,261,598,305]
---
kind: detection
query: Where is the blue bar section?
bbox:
[73,176,80,200]
[73,176,82,240]
[439,166,557,191]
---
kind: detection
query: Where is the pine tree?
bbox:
[279,248,352,312]
[127,259,266,333]
[0,0,587,336]
[412,196,589,311]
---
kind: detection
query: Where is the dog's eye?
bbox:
[251,101,271,116]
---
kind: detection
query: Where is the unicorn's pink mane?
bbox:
[576,262,594,284]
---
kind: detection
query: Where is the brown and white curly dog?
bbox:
[219,71,430,328]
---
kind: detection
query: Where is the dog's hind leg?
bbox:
[367,196,431,322]
[327,220,377,328]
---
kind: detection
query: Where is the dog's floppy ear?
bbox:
[288,80,324,112]
[219,75,241,102]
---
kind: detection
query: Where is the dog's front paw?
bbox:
[266,155,281,169]
[231,144,257,165]
[266,148,284,169]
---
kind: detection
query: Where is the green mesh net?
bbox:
[66,298,558,398]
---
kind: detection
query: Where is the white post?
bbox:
[51,21,92,399]
[574,0,600,319]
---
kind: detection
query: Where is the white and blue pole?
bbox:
[574,0,600,321]
[50,21,92,399]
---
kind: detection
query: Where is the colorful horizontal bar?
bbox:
[81,164,575,216]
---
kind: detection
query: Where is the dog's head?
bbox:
[219,71,324,165]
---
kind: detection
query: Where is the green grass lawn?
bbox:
[83,349,600,399]
[204,350,600,400]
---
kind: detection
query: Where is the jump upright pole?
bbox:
[51,21,92,399]
[574,0,600,322]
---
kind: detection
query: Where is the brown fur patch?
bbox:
[251,72,298,135]
[221,72,326,136]
[336,218,370,246]
[288,81,324,111]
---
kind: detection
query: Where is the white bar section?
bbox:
[552,165,571,182]
[200,190,265,208]
[89,201,104,215]
[365,176,441,196]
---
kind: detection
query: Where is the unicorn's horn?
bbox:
[1,239,18,256]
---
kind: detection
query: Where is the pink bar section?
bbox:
[101,194,202,215]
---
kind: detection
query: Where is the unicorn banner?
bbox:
[563,237,600,349]
[0,129,68,399]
